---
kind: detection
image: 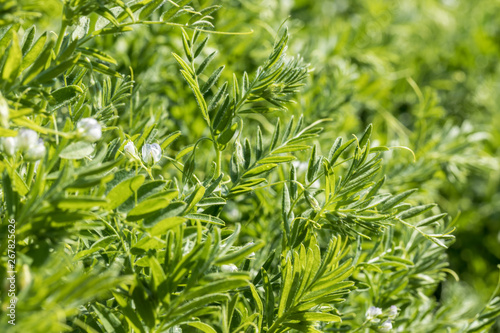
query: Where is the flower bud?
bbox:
[366,306,382,321]
[221,264,238,273]
[124,140,139,160]
[234,140,244,165]
[388,305,398,319]
[141,143,162,165]
[16,129,38,151]
[24,139,46,161]
[379,320,393,332]
[77,118,102,142]
[2,137,17,156]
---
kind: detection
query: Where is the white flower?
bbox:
[124,140,139,160]
[388,305,398,319]
[0,94,9,127]
[221,264,238,273]
[141,143,162,165]
[16,129,38,151]
[77,118,102,142]
[366,306,382,321]
[170,326,182,333]
[379,320,393,332]
[24,139,46,161]
[2,137,16,156]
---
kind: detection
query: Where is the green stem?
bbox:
[54,20,68,56]
[351,320,369,332]
[216,148,222,178]
[25,162,35,188]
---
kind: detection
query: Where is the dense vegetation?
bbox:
[1,0,499,332]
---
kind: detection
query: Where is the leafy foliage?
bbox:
[0,0,499,332]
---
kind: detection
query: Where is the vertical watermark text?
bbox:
[6,218,16,326]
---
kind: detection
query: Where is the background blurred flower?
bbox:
[388,305,398,319]
[17,129,38,151]
[77,118,102,142]
[24,139,46,161]
[2,137,16,156]
[221,264,238,272]
[366,306,382,321]
[379,320,393,332]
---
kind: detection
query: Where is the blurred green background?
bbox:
[19,0,500,299]
[214,0,500,299]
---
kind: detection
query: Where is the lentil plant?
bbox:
[0,1,499,332]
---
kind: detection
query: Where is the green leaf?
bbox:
[242,164,277,178]
[398,204,436,219]
[215,241,264,264]
[7,167,29,196]
[306,145,318,183]
[272,144,310,154]
[290,164,297,200]
[143,202,187,228]
[74,236,118,260]
[161,131,181,149]
[202,65,224,94]
[127,197,173,220]
[185,279,249,301]
[172,52,194,76]
[278,259,293,316]
[181,28,193,61]
[95,7,119,26]
[378,189,417,211]
[217,122,238,146]
[185,213,225,226]
[270,119,280,151]
[56,197,108,209]
[329,138,355,165]
[172,294,229,316]
[1,31,21,84]
[262,269,275,327]
[148,216,187,236]
[50,85,83,108]
[256,126,263,159]
[180,69,209,122]
[358,123,372,148]
[160,0,191,21]
[196,50,216,75]
[416,213,448,227]
[295,312,341,323]
[131,236,165,253]
[59,142,94,159]
[139,0,165,20]
[184,185,206,213]
[0,25,17,52]
[187,322,217,333]
[92,303,126,333]
[258,155,296,164]
[194,36,209,58]
[34,53,81,83]
[79,47,117,64]
[106,175,146,210]
[78,59,121,77]
[197,197,226,206]
[132,283,155,328]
